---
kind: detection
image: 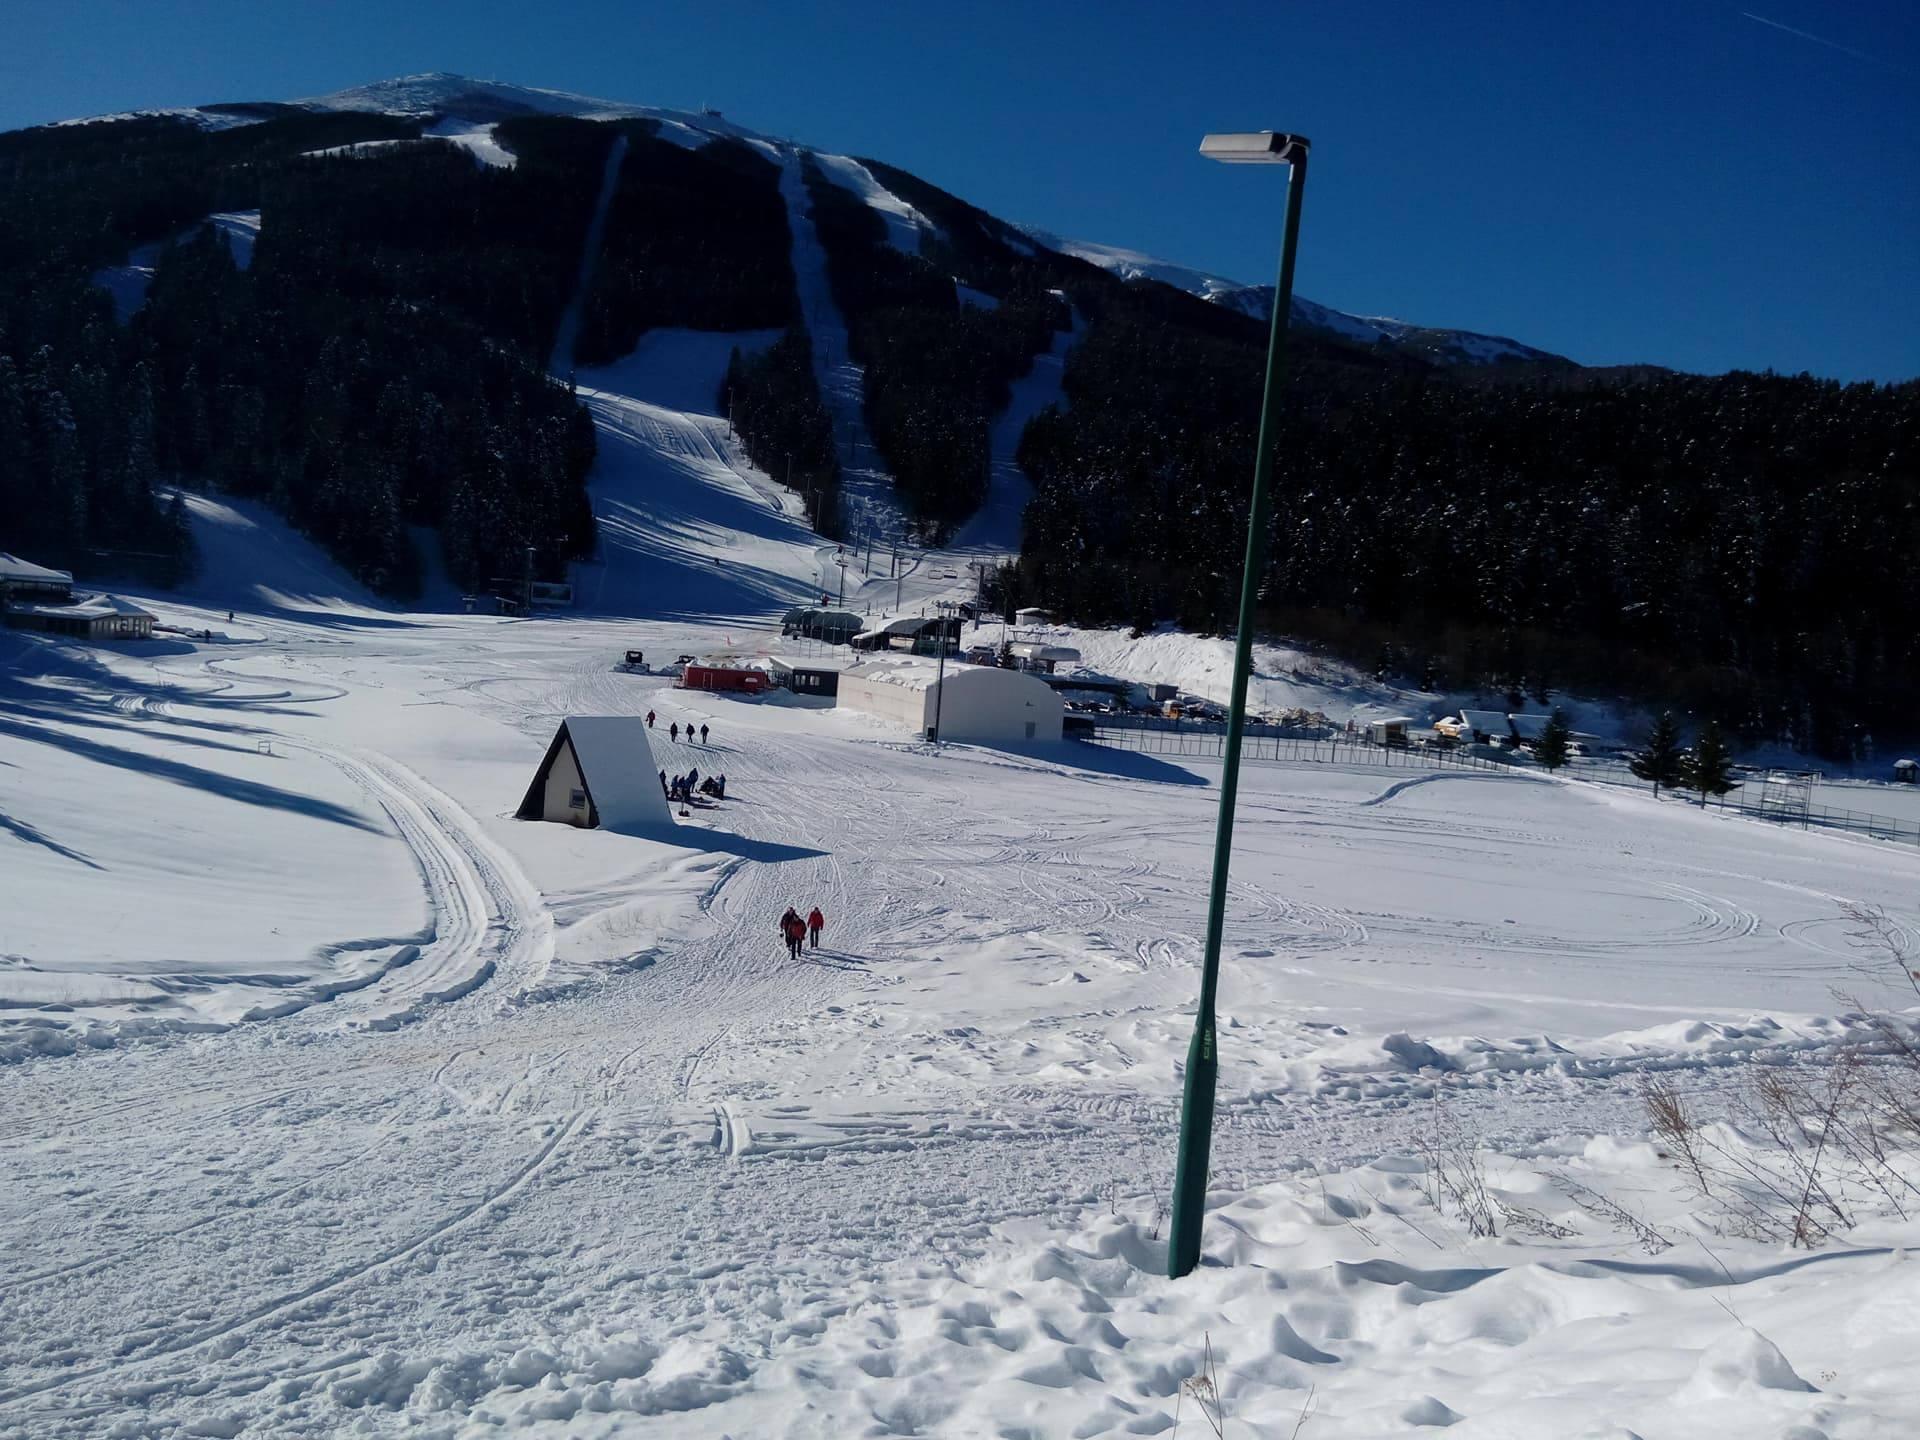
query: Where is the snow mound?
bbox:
[1682,1328,1817,1398]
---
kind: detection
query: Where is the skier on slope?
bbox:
[780,907,806,960]
[807,907,825,949]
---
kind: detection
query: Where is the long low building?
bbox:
[0,553,74,601]
[838,659,1062,745]
[5,592,155,640]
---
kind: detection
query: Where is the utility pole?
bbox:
[929,600,960,744]
[1168,129,1311,1281]
[836,549,849,606]
[524,544,536,617]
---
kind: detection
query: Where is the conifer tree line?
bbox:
[0,109,416,584]
[0,111,608,594]
[1630,711,1740,805]
[1009,298,1919,760]
[575,128,797,366]
[721,331,842,533]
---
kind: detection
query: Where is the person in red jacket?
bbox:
[806,907,825,949]
[780,907,806,960]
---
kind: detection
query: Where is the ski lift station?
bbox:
[516,717,670,831]
[838,660,1062,745]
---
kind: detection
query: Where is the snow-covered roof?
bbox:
[843,659,946,691]
[1371,716,1417,728]
[1507,714,1554,741]
[557,716,668,832]
[31,593,153,620]
[769,655,851,674]
[1007,642,1081,663]
[0,553,73,587]
[1459,709,1513,734]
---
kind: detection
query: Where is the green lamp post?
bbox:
[1168,129,1311,1280]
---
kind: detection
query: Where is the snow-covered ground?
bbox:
[5,549,1920,1434]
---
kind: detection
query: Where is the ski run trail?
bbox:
[5,315,1920,1433]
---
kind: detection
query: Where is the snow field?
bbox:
[6,603,1920,1437]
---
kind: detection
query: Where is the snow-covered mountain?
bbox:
[1019,228,1570,368]
[54,73,1565,368]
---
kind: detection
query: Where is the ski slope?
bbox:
[568,330,828,620]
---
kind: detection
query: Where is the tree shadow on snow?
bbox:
[0,716,385,834]
[1048,740,1211,787]
[0,812,106,870]
[657,827,827,865]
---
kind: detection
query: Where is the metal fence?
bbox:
[1079,722,1523,774]
[1078,722,1920,844]
[1670,787,1920,845]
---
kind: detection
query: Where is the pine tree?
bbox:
[1534,706,1573,771]
[1630,711,1686,795]
[1680,720,1739,807]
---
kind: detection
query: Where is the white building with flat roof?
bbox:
[838,660,1062,745]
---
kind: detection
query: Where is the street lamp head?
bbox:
[1199,131,1310,165]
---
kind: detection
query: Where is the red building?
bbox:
[679,664,769,695]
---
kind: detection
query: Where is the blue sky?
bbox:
[6,1,1914,380]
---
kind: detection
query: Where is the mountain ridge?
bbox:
[45,72,1566,370]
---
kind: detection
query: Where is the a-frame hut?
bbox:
[516,716,671,831]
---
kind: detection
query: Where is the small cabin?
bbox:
[1896,759,1918,785]
[515,716,670,831]
[1367,716,1414,747]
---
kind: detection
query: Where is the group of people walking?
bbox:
[779,906,826,959]
[646,711,708,746]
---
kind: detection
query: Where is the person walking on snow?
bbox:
[700,723,709,745]
[807,907,824,949]
[647,710,656,728]
[670,722,679,742]
[780,907,806,960]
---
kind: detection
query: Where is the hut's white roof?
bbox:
[560,716,668,831]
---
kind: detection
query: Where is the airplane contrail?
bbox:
[1739,10,1875,63]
